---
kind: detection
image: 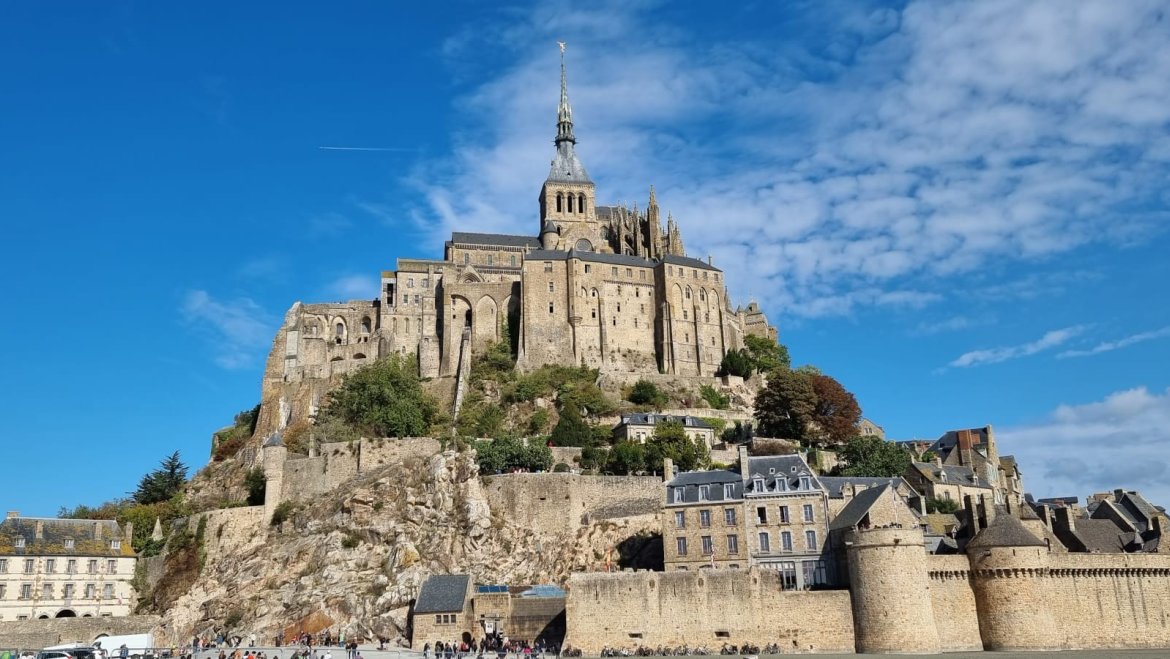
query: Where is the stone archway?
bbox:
[56,609,77,618]
[474,295,499,347]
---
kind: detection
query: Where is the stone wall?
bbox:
[482,474,661,535]
[925,555,981,652]
[271,438,440,507]
[197,508,266,566]
[564,570,853,654]
[0,615,160,650]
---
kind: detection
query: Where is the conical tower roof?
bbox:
[967,506,1046,549]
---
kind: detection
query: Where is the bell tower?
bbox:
[538,42,605,252]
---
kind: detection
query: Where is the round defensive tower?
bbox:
[846,526,941,654]
[966,509,1057,650]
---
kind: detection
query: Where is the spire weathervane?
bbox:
[555,41,575,146]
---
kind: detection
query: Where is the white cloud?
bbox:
[948,325,1086,368]
[326,275,378,301]
[999,387,1170,505]
[407,0,1170,319]
[180,290,274,369]
[1058,326,1170,359]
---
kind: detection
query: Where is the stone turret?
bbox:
[261,432,288,524]
[846,526,941,654]
[967,508,1055,650]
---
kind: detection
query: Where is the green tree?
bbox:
[474,438,553,473]
[133,451,188,505]
[835,435,911,477]
[646,420,709,473]
[317,354,438,437]
[605,442,648,475]
[579,445,608,472]
[754,370,817,440]
[743,335,791,374]
[698,384,729,410]
[926,497,961,514]
[549,405,594,447]
[718,349,753,378]
[628,380,668,408]
[245,467,266,506]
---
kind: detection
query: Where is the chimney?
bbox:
[1037,504,1052,528]
[738,444,750,484]
[963,494,979,532]
[980,494,997,527]
[124,521,134,543]
[93,521,101,540]
[5,511,17,520]
[662,457,674,484]
[1113,489,1126,503]
[844,483,856,500]
[1152,516,1162,537]
[1054,506,1076,534]
[958,430,975,467]
[34,520,44,540]
[917,495,927,516]
[933,455,942,468]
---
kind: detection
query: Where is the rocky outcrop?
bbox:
[153,450,658,647]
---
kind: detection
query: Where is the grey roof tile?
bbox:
[449,232,541,249]
[415,574,471,613]
[829,484,892,532]
[618,413,712,429]
[966,509,1046,549]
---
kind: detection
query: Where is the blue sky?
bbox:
[2,0,1169,516]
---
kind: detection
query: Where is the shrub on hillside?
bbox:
[698,384,730,410]
[628,379,668,408]
[317,354,438,438]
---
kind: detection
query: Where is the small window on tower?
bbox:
[549,303,555,313]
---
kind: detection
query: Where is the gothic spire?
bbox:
[556,41,575,146]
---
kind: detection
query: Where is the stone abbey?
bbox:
[258,49,773,432]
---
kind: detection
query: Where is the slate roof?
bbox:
[928,427,991,461]
[547,141,591,183]
[449,232,541,249]
[666,470,742,505]
[663,254,720,272]
[743,455,822,495]
[0,517,132,557]
[829,484,893,532]
[618,413,712,429]
[818,476,907,499]
[966,509,1046,549]
[1072,518,1129,553]
[910,462,991,488]
[414,574,471,614]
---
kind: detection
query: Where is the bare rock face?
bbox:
[153,450,658,648]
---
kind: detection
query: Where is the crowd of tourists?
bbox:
[422,637,557,659]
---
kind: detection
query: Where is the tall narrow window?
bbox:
[676,537,688,556]
[782,531,793,552]
[805,530,817,550]
[803,504,815,522]
[701,536,714,555]
[510,255,517,266]
[556,193,563,212]
[549,303,555,313]
[567,194,574,213]
[727,534,739,554]
[579,193,586,214]
[758,532,770,553]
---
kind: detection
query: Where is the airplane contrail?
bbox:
[318,146,417,152]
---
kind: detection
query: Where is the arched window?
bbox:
[361,317,371,334]
[575,239,593,252]
[567,194,575,213]
[578,193,586,214]
[700,290,706,302]
[335,322,345,338]
[556,193,563,213]
[591,288,598,298]
[685,287,692,300]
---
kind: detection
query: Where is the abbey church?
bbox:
[258,50,774,431]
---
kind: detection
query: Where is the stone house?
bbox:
[1033,490,1167,554]
[903,460,995,508]
[0,512,136,621]
[922,426,1025,507]
[411,574,473,647]
[662,448,833,589]
[613,413,715,448]
[818,476,917,519]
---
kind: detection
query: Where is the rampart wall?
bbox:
[565,570,854,654]
[482,474,661,534]
[925,554,981,652]
[0,615,160,650]
[272,437,440,506]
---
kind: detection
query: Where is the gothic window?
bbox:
[685,287,692,300]
[591,289,598,298]
[567,194,574,213]
[335,323,345,339]
[578,193,586,214]
[556,193,563,213]
[361,317,371,334]
[700,290,706,302]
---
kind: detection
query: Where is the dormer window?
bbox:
[14,537,25,549]
[673,487,685,502]
[753,478,765,492]
[698,485,710,501]
[64,539,74,550]
[777,478,787,492]
[800,476,811,490]
[110,540,121,550]
[724,484,734,499]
